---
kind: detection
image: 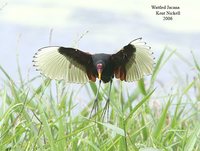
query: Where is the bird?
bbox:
[33,37,154,117]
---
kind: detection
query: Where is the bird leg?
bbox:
[90,80,101,118]
[102,79,112,121]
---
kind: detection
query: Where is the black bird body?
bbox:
[91,53,113,83]
[33,38,154,84]
[33,38,154,118]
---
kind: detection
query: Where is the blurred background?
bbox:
[0,0,200,95]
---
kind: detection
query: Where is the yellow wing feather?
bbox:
[33,47,89,84]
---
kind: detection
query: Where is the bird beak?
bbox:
[97,69,102,80]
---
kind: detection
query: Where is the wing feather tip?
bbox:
[125,38,155,82]
[129,37,143,44]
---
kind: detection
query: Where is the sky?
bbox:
[0,0,200,101]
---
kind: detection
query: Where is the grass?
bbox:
[0,48,200,151]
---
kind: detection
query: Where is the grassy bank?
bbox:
[0,49,200,151]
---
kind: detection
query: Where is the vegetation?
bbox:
[0,49,200,151]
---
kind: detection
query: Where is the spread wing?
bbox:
[111,38,154,81]
[33,46,94,84]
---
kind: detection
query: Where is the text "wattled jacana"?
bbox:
[33,38,154,117]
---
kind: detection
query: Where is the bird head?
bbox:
[96,63,103,80]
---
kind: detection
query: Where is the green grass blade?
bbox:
[191,51,200,72]
[184,122,200,151]
[149,49,176,90]
[138,78,147,95]
[153,98,171,139]
[98,122,125,136]
[125,88,156,122]
[38,104,56,150]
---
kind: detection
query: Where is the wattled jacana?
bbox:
[33,38,154,117]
